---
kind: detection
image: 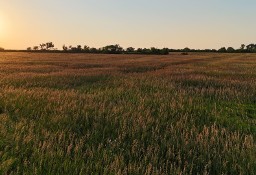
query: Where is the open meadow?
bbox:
[0,52,255,174]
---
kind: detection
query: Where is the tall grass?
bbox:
[0,52,255,174]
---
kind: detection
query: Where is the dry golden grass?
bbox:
[0,52,255,174]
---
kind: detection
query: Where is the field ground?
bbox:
[0,52,255,174]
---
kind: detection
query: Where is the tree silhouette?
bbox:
[218,47,227,53]
[33,46,39,50]
[77,45,82,51]
[39,43,46,50]
[246,44,256,52]
[240,44,245,50]
[183,47,191,52]
[126,47,135,52]
[62,45,68,51]
[227,47,235,53]
[90,47,98,53]
[46,42,54,50]
[25,41,256,54]
[102,44,123,54]
[84,45,90,52]
[136,48,143,53]
[161,48,169,55]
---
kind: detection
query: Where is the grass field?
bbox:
[0,52,255,174]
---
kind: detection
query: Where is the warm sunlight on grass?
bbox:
[0,52,255,174]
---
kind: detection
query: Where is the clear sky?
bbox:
[0,0,256,50]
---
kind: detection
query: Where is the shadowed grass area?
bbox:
[0,52,255,174]
[1,74,111,90]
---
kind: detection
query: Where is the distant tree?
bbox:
[84,45,90,52]
[33,46,39,50]
[246,44,256,52]
[90,47,98,53]
[46,42,54,50]
[161,48,169,55]
[39,43,46,50]
[136,48,143,53]
[150,47,161,54]
[218,47,227,53]
[227,47,235,53]
[77,45,82,51]
[169,49,177,52]
[98,48,103,52]
[27,47,32,51]
[102,44,123,54]
[142,48,151,54]
[0,47,4,51]
[70,47,78,52]
[240,44,245,50]
[183,47,191,52]
[148,47,169,55]
[126,47,135,53]
[204,49,211,52]
[62,45,68,51]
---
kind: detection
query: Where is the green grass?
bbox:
[0,52,255,174]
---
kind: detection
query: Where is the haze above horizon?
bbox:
[0,0,256,50]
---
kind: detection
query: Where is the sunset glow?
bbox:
[0,0,256,50]
[0,15,4,38]
[0,1,256,174]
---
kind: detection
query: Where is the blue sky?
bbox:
[0,0,256,49]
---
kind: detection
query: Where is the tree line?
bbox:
[29,42,256,54]
[170,44,256,53]
[1,43,256,54]
[27,42,55,51]
[26,43,170,55]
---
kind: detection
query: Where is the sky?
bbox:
[0,0,256,50]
